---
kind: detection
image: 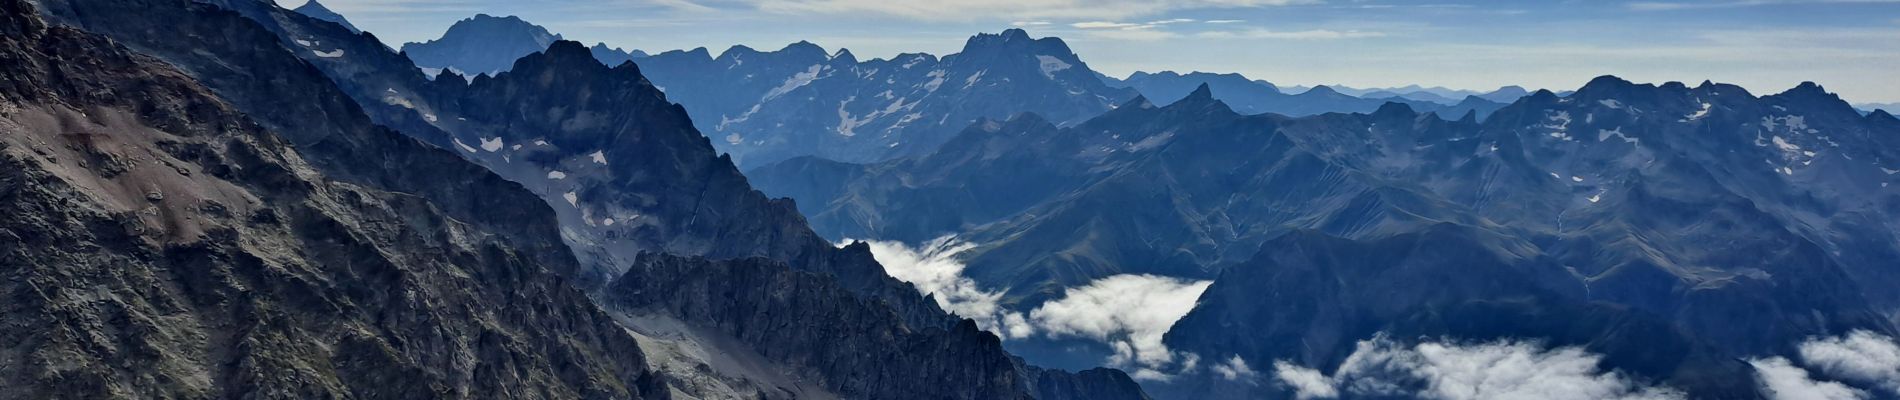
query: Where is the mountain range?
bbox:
[8,0,1149,398]
[1108,70,1513,120]
[7,1,1899,399]
[389,15,1544,170]
[753,77,1900,398]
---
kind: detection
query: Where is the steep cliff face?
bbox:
[606,252,1149,400]
[0,0,659,397]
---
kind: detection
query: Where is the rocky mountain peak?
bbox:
[959,28,1076,61]
[400,13,564,74]
[290,0,360,33]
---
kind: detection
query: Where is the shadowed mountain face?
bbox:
[753,78,1900,397]
[44,0,1149,398]
[1112,71,1510,120]
[2,0,660,397]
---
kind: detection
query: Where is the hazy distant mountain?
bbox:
[399,18,1138,169]
[290,0,358,33]
[400,14,562,76]
[1859,102,1900,115]
[1280,83,1536,105]
[590,42,646,66]
[631,28,1139,168]
[1113,71,1509,119]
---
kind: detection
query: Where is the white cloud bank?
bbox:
[853,237,1034,339]
[1750,357,1867,400]
[1798,330,1900,397]
[1748,329,1900,400]
[855,237,1213,377]
[1271,335,1684,400]
[1031,273,1213,379]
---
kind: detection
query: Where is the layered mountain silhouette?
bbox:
[754,77,1900,397]
[14,0,1152,398]
[401,14,563,76]
[626,28,1138,168]
[1111,70,1512,119]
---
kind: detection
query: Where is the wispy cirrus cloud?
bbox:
[1197,28,1386,39]
[1629,0,1900,11]
[744,0,1317,21]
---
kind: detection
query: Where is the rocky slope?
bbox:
[79,1,1151,398]
[607,253,1149,400]
[0,0,661,397]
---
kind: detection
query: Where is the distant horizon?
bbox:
[288,0,1900,105]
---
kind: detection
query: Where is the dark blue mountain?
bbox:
[753,77,1900,399]
[400,14,562,76]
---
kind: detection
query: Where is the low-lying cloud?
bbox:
[1271,335,1684,400]
[1747,329,1900,399]
[1749,357,1868,400]
[1030,274,1213,379]
[855,237,1214,377]
[1797,330,1900,397]
[853,237,1033,339]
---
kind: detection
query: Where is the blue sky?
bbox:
[289,0,1900,104]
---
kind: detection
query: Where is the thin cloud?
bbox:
[1198,28,1387,40]
[744,0,1318,21]
[1213,355,1261,381]
[1629,0,1900,11]
[1205,19,1247,23]
[1272,335,1684,400]
[1071,21,1153,29]
[1275,361,1340,399]
[1749,357,1868,400]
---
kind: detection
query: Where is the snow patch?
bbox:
[1036,55,1073,79]
[547,171,567,180]
[452,138,478,153]
[590,151,608,165]
[1599,127,1638,144]
[1682,102,1712,122]
[479,137,504,152]
[563,191,578,207]
[922,69,947,92]
[762,65,823,101]
[312,49,344,58]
